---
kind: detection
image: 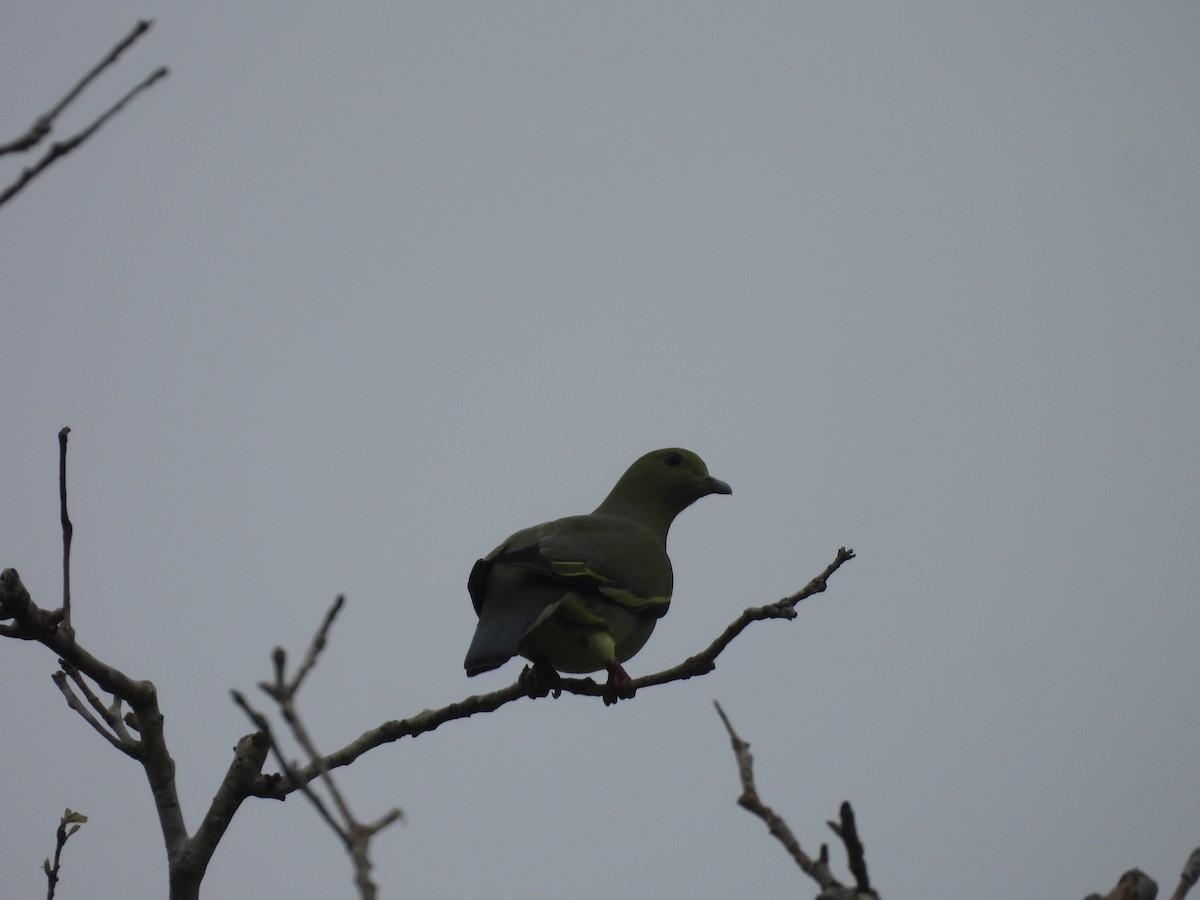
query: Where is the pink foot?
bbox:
[603,661,636,706]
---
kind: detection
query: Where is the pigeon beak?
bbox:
[703,475,732,496]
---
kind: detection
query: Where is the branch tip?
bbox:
[59,427,74,627]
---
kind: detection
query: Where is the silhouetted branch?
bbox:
[1,442,195,897]
[631,546,856,692]
[243,549,856,798]
[826,802,873,898]
[1,20,150,156]
[58,428,74,630]
[52,668,137,757]
[42,808,87,900]
[714,700,878,900]
[234,596,402,900]
[0,20,167,208]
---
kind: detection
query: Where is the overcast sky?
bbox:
[2,4,1197,898]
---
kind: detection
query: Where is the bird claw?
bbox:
[520,661,562,699]
[520,661,635,705]
[603,661,636,706]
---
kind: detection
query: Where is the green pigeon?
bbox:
[465,448,731,705]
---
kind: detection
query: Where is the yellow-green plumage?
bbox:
[465,448,730,705]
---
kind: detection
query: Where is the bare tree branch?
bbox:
[51,669,137,757]
[0,21,168,209]
[276,593,345,698]
[232,691,345,836]
[183,730,272,886]
[58,428,74,630]
[1170,848,1200,900]
[714,700,878,900]
[1,435,195,896]
[826,802,874,899]
[713,700,833,887]
[241,548,856,799]
[234,595,402,900]
[1,20,153,156]
[630,546,856,692]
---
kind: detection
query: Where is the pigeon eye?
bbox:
[664,452,682,467]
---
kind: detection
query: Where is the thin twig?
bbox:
[265,646,360,834]
[51,671,138,757]
[0,64,168,208]
[60,659,132,742]
[714,702,880,897]
[559,546,856,699]
[713,700,836,888]
[235,595,402,899]
[58,428,73,628]
[1,20,155,156]
[826,802,873,895]
[43,808,87,900]
[232,690,346,839]
[288,594,345,695]
[244,548,857,798]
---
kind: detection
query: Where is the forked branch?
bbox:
[714,700,877,900]
[233,596,402,900]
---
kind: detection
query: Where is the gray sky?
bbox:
[3,4,1197,898]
